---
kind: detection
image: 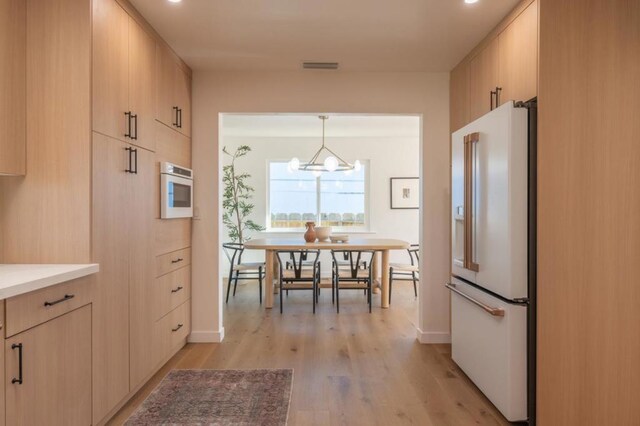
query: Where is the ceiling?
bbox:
[222,114,421,138]
[130,0,519,72]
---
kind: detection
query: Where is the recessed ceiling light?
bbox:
[465,0,479,4]
[168,0,181,3]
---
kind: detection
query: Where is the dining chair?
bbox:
[222,243,265,304]
[276,250,321,314]
[331,250,375,313]
[388,244,419,303]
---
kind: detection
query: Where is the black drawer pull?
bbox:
[124,111,132,138]
[44,294,75,307]
[172,323,183,332]
[171,258,184,264]
[11,343,23,385]
[171,286,184,293]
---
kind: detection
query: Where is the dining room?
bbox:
[220,113,422,317]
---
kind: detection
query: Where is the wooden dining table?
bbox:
[243,238,410,309]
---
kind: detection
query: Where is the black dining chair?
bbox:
[276,250,321,314]
[331,250,375,313]
[222,243,265,304]
[388,244,419,303]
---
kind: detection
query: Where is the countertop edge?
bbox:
[0,264,100,300]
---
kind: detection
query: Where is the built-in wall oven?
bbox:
[160,162,193,219]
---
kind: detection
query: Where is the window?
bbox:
[268,161,368,230]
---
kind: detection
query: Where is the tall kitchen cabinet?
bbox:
[0,0,25,176]
[93,0,156,152]
[157,46,192,137]
[451,0,538,131]
[92,0,192,422]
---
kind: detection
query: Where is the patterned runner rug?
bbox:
[125,369,293,425]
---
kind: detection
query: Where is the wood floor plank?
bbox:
[108,282,508,425]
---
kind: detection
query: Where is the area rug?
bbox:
[125,369,293,426]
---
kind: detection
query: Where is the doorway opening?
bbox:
[218,113,423,329]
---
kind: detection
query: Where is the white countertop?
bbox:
[0,264,99,299]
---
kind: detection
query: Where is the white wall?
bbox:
[220,132,420,271]
[190,70,451,344]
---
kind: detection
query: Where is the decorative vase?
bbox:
[304,222,316,243]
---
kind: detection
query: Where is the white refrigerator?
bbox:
[449,101,536,423]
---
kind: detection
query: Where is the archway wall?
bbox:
[190,70,451,343]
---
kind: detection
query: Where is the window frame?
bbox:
[265,159,370,232]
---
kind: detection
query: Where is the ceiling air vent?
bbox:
[302,62,339,70]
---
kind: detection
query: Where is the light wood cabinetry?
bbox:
[154,266,191,321]
[0,0,26,176]
[498,1,537,106]
[537,0,640,423]
[451,0,537,129]
[91,133,131,423]
[5,275,93,337]
[450,61,469,133]
[156,45,192,137]
[5,305,92,426]
[0,303,4,426]
[128,17,157,152]
[128,145,157,388]
[92,0,129,146]
[156,247,191,277]
[0,0,91,263]
[468,38,500,122]
[93,0,156,151]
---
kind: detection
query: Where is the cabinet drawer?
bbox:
[5,276,93,337]
[156,300,190,358]
[154,266,191,320]
[156,247,191,277]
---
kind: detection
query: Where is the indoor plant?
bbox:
[222,145,265,243]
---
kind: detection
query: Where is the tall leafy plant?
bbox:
[222,145,264,243]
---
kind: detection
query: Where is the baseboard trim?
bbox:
[416,328,451,344]
[189,328,225,343]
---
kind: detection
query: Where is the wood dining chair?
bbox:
[331,250,375,313]
[222,243,265,304]
[276,250,321,314]
[388,244,419,303]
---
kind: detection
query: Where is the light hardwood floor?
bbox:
[109,281,509,425]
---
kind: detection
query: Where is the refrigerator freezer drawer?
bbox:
[450,277,527,422]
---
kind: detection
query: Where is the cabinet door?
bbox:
[156,44,177,128]
[91,133,130,424]
[450,61,470,133]
[469,39,500,121]
[175,67,191,137]
[93,0,129,142]
[6,305,92,426]
[0,0,26,175]
[499,0,538,105]
[129,146,159,386]
[129,18,156,152]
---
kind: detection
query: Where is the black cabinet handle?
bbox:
[490,90,496,110]
[124,111,132,138]
[44,294,75,307]
[171,286,184,293]
[11,343,23,385]
[131,113,138,140]
[177,108,182,128]
[171,258,184,264]
[133,148,138,174]
[172,323,183,332]
[125,147,134,173]
[172,106,179,127]
[495,87,502,106]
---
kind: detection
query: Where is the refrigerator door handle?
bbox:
[464,132,480,272]
[446,283,504,317]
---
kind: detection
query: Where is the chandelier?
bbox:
[289,116,361,174]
